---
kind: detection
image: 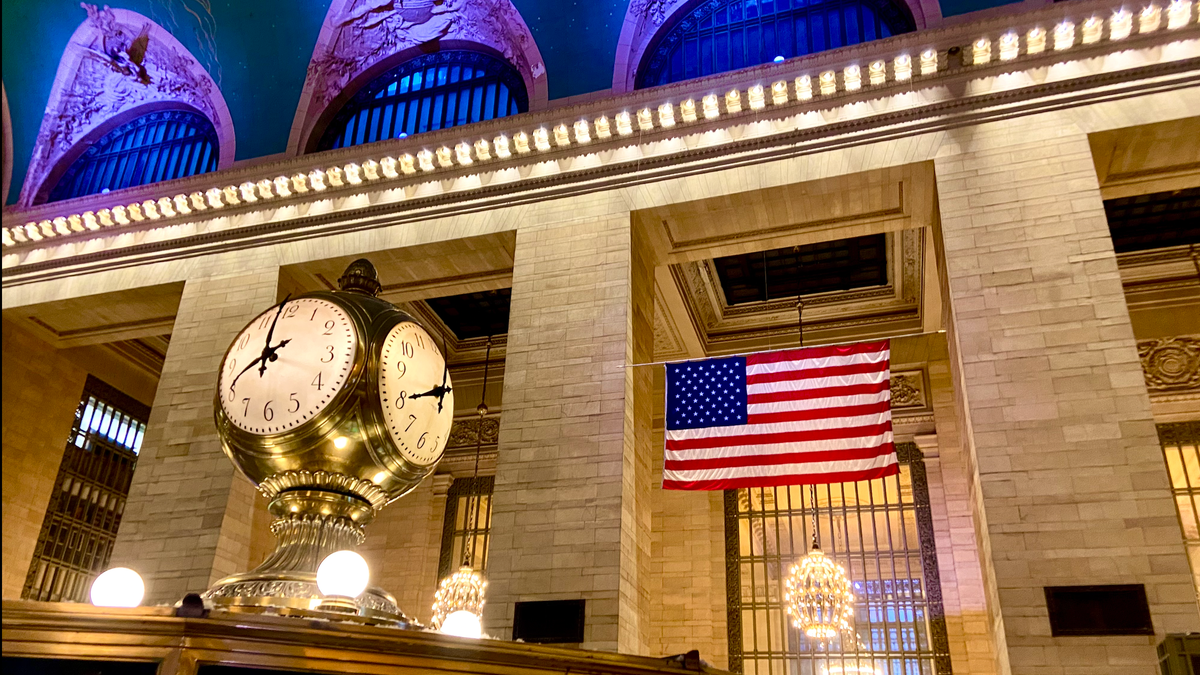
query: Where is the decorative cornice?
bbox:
[3,1,1199,283]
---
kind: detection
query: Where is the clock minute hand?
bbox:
[258,295,293,377]
[230,354,266,392]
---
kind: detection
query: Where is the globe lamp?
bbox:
[784,546,855,639]
[441,609,484,638]
[315,550,369,613]
[90,567,145,608]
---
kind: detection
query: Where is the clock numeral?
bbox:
[321,345,334,363]
[237,334,250,351]
[415,333,425,350]
[264,400,274,422]
[312,372,323,390]
[227,358,237,374]
[310,308,318,321]
[283,305,299,319]
[259,313,272,329]
[242,398,251,417]
[289,393,300,413]
[395,392,406,409]
[401,341,415,358]
[395,361,407,378]
[323,320,335,335]
[417,432,428,449]
[406,414,417,432]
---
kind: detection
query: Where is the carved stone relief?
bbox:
[1139,336,1200,392]
[20,5,233,206]
[447,415,500,448]
[891,370,927,409]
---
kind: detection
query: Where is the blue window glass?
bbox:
[45,109,219,204]
[316,50,528,152]
[636,0,916,88]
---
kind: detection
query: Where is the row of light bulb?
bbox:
[4,0,1196,250]
[87,550,484,638]
[969,0,1194,64]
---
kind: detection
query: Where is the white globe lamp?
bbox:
[440,609,484,638]
[315,550,369,613]
[90,568,145,608]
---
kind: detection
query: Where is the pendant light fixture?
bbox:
[431,337,493,638]
[782,262,855,640]
[783,485,855,639]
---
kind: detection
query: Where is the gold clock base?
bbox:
[202,484,407,622]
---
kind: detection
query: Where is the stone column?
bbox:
[484,207,654,653]
[109,270,278,605]
[934,115,1199,673]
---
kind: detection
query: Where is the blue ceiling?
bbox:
[1,0,1016,205]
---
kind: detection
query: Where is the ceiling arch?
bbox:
[287,0,547,157]
[16,5,233,208]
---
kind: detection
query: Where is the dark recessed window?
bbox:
[425,288,511,341]
[45,109,219,204]
[4,657,158,675]
[711,234,888,305]
[1104,187,1200,253]
[1044,585,1154,636]
[316,51,528,152]
[636,0,916,88]
[513,599,586,644]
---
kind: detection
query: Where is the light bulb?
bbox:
[441,609,483,638]
[316,550,369,598]
[90,568,145,607]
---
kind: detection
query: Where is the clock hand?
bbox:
[258,295,293,377]
[230,354,266,392]
[257,338,293,377]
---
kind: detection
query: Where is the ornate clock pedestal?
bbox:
[204,260,454,625]
[203,471,405,620]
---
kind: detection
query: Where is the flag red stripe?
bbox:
[746,340,889,365]
[662,463,900,490]
[748,400,891,425]
[747,361,886,385]
[665,443,895,471]
[665,420,893,451]
[748,380,890,404]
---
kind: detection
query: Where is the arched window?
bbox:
[316,50,529,152]
[46,109,219,204]
[636,0,916,89]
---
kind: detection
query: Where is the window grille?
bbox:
[636,0,916,89]
[438,476,495,581]
[45,109,219,204]
[1157,422,1200,601]
[725,444,949,674]
[316,51,528,152]
[22,377,148,602]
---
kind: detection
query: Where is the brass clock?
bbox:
[206,259,455,618]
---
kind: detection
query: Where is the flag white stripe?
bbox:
[745,350,888,376]
[665,431,895,461]
[747,391,891,414]
[747,371,888,395]
[665,413,891,441]
[664,454,899,483]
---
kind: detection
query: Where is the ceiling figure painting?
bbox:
[18,3,233,207]
[289,0,547,155]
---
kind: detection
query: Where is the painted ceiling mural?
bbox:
[1,0,1020,205]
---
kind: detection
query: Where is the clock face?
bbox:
[218,298,357,434]
[378,321,454,466]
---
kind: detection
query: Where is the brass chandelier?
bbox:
[431,337,493,637]
[783,484,855,640]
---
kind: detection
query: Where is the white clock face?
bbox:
[218,298,357,434]
[378,322,454,466]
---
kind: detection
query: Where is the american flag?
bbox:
[662,340,898,490]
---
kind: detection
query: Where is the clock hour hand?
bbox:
[408,383,453,412]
